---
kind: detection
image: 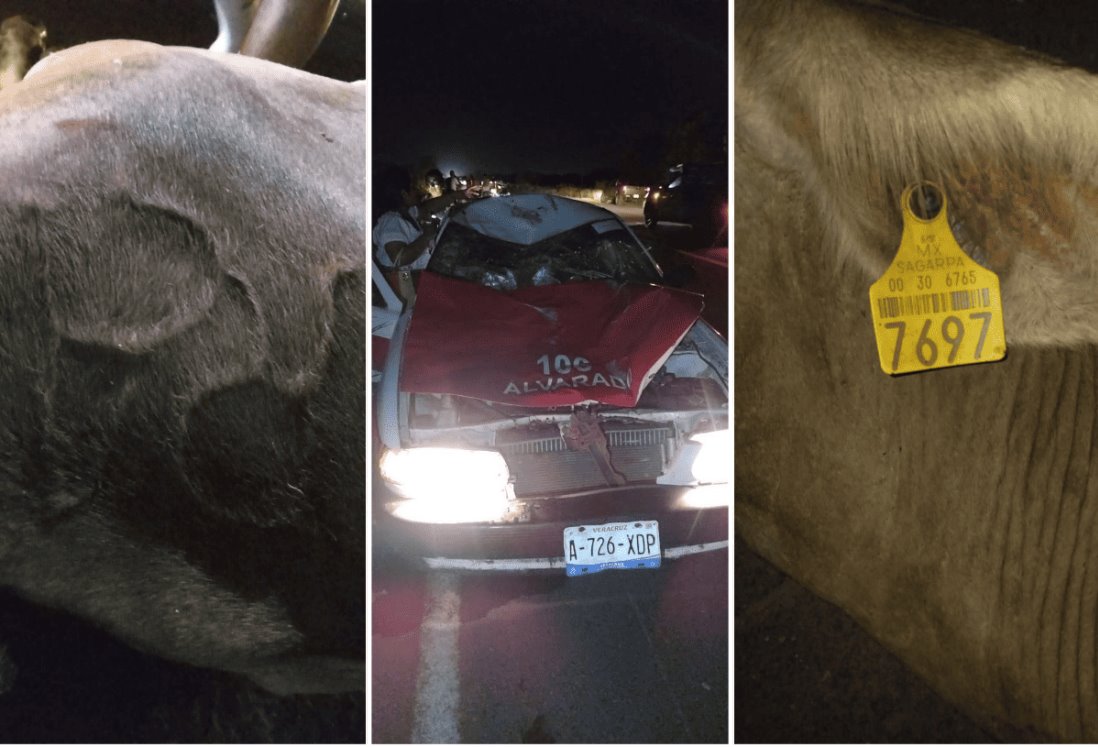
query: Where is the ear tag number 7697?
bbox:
[868,183,1006,375]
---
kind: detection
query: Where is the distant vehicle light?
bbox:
[651,190,661,201]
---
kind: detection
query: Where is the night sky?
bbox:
[370,0,728,177]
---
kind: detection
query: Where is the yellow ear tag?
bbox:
[868,183,1006,375]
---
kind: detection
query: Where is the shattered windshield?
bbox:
[427,220,660,292]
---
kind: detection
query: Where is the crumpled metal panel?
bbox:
[449,193,613,246]
[497,423,674,495]
[430,221,657,291]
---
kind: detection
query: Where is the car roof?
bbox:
[447,193,621,246]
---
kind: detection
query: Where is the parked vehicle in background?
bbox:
[644,162,727,239]
[602,180,648,205]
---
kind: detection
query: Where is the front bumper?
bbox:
[376,484,728,571]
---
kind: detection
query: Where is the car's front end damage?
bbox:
[373,194,728,574]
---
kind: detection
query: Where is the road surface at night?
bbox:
[371,548,728,743]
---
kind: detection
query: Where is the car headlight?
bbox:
[380,447,513,523]
[650,190,660,201]
[687,429,731,484]
[656,428,731,487]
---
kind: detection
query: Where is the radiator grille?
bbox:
[497,424,674,496]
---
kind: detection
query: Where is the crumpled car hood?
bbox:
[449,193,615,245]
[399,272,703,407]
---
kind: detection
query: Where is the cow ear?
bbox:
[736,0,1098,349]
[939,165,1098,348]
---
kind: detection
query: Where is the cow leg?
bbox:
[0,16,46,89]
[2,508,360,694]
[210,0,258,53]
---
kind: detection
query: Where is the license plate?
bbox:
[563,520,661,576]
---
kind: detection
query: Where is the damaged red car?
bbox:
[372,194,727,574]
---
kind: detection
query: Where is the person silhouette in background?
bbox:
[423,168,445,199]
[374,165,480,270]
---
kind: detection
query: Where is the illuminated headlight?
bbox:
[688,429,731,484]
[676,483,729,510]
[380,447,513,523]
[650,190,660,201]
[656,429,731,487]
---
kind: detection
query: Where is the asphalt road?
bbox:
[596,200,716,250]
[598,201,644,224]
[371,546,728,743]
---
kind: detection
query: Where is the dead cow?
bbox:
[0,41,364,694]
[737,0,1098,740]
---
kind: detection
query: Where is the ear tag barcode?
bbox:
[868,183,1006,375]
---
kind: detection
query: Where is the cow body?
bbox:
[0,41,364,694]
[737,0,1098,739]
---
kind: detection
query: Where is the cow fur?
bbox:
[0,41,364,694]
[738,0,1098,740]
[737,0,1098,349]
